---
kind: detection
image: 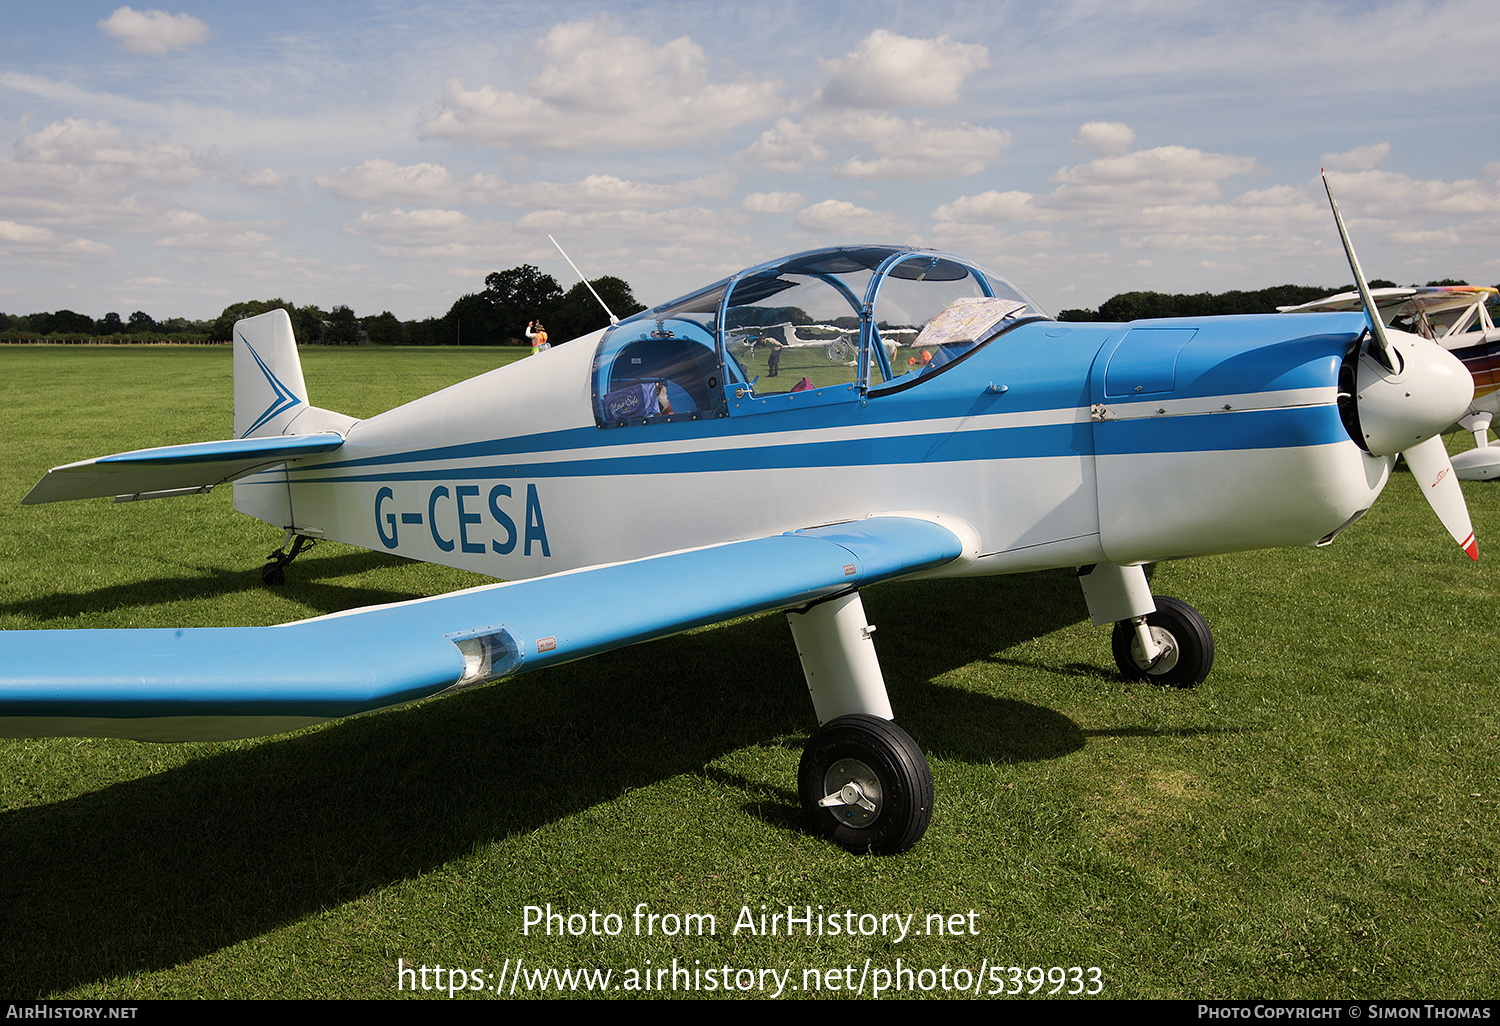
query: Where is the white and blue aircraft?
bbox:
[0,180,1480,854]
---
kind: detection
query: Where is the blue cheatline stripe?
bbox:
[0,517,962,740]
[287,422,1091,484]
[285,403,1347,486]
[1093,404,1348,456]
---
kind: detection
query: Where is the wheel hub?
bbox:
[817,758,882,826]
[1132,626,1178,674]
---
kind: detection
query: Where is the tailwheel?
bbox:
[1111,595,1214,688]
[798,714,933,855]
[261,534,313,587]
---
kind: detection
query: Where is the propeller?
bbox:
[1323,170,1478,561]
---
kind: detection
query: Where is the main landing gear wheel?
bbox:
[798,714,933,855]
[1111,596,1215,689]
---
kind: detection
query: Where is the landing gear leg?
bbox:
[1077,562,1215,688]
[1461,410,1494,451]
[261,532,313,586]
[786,591,933,854]
[1452,412,1500,480]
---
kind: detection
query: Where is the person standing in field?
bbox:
[526,320,550,355]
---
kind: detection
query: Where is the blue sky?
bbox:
[2,1,1498,324]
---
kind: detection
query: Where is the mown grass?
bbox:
[1,344,1496,1000]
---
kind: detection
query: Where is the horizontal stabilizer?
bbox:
[0,516,963,741]
[22,433,345,504]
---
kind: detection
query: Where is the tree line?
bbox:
[0,264,646,346]
[10,271,1490,343]
[1055,279,1486,321]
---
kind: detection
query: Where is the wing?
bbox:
[22,433,346,504]
[0,515,963,742]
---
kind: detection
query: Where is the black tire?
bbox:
[1111,595,1214,688]
[798,714,933,855]
[261,564,286,587]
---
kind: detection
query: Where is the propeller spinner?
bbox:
[1323,170,1478,561]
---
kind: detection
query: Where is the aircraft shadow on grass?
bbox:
[0,547,440,625]
[0,567,1214,996]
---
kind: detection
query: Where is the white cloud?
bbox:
[14,118,200,184]
[341,207,552,265]
[1048,145,1262,210]
[417,17,783,151]
[1321,143,1390,172]
[817,30,988,108]
[0,219,113,258]
[97,7,210,57]
[834,118,1009,180]
[157,229,273,252]
[0,119,211,241]
[319,160,735,212]
[742,112,1007,181]
[742,192,805,215]
[319,160,505,205]
[1322,169,1500,220]
[0,220,56,245]
[1071,122,1136,157]
[737,31,1003,181]
[932,190,1053,225]
[794,199,913,237]
[513,173,736,212]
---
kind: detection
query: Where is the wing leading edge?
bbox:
[0,515,964,742]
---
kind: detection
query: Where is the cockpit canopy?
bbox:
[592,245,1049,427]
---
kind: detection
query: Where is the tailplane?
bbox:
[24,308,352,506]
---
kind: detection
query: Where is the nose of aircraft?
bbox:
[1351,331,1478,560]
[1353,329,1474,458]
[1324,169,1478,561]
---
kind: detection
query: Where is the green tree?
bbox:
[35,310,95,335]
[549,276,647,342]
[439,292,505,346]
[212,299,295,341]
[324,305,360,345]
[364,311,406,345]
[484,264,563,343]
[292,305,327,344]
[127,310,157,333]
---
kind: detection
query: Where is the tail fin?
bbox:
[234,309,309,439]
[229,310,356,530]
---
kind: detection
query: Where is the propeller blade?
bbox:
[1323,169,1398,372]
[1402,436,1478,561]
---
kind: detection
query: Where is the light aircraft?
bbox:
[0,176,1480,854]
[1280,284,1500,480]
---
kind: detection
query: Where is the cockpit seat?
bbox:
[605,338,716,413]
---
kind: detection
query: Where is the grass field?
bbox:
[1,344,1497,1000]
